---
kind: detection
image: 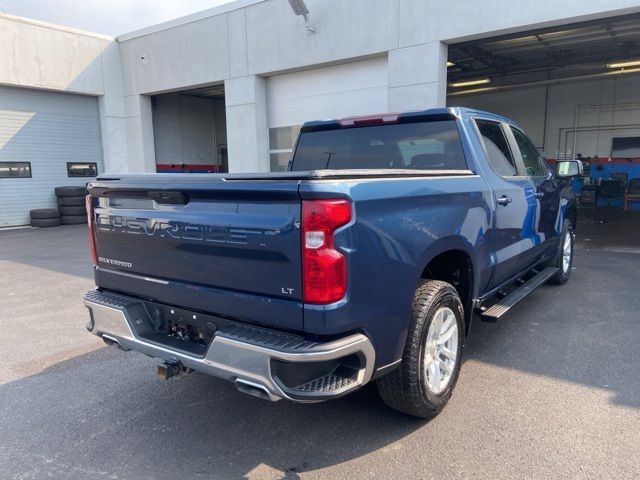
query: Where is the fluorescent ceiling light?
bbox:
[447,61,455,67]
[449,78,491,88]
[608,66,640,75]
[449,86,498,96]
[607,59,640,69]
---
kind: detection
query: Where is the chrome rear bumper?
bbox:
[84,290,375,402]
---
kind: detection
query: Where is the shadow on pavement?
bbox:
[0,225,93,278]
[2,210,639,479]
[0,225,93,279]
[463,244,640,410]
[0,347,423,480]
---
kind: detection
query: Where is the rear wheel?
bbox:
[377,280,464,418]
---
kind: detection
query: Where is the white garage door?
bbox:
[0,86,103,227]
[266,57,388,170]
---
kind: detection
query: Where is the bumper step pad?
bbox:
[292,368,358,393]
[85,290,312,353]
[219,323,318,351]
[84,289,139,309]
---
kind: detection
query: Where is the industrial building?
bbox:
[2,0,640,226]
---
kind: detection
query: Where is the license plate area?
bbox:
[132,299,237,357]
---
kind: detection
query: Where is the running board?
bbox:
[480,267,559,322]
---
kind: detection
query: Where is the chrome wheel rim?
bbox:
[562,230,572,274]
[423,307,459,394]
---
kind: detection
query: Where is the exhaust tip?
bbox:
[100,334,130,351]
[101,334,119,346]
[234,379,279,402]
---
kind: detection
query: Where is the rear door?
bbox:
[90,176,303,331]
[474,118,537,287]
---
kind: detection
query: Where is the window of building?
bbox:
[611,137,640,158]
[67,162,97,177]
[269,126,301,171]
[0,162,31,178]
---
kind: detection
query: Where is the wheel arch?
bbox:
[416,237,477,336]
[559,183,578,231]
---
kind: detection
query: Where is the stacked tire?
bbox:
[30,208,61,228]
[55,186,88,225]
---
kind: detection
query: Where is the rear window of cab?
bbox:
[290,120,467,171]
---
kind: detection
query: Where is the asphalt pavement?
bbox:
[1,218,639,480]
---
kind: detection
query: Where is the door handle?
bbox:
[534,192,545,199]
[496,195,512,206]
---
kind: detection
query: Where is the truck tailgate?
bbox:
[88,177,303,331]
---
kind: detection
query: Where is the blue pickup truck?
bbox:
[83,107,581,418]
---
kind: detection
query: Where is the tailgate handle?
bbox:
[149,191,189,205]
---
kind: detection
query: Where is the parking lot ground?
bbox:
[1,219,639,480]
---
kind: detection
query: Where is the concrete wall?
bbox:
[450,73,640,160]
[4,0,640,174]
[115,0,640,172]
[0,14,130,173]
[0,15,109,94]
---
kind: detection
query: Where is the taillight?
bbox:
[85,194,98,266]
[301,199,351,304]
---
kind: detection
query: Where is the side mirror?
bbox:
[555,159,583,178]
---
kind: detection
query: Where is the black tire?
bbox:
[61,215,88,225]
[57,196,85,207]
[377,280,464,419]
[29,208,60,220]
[548,219,574,285]
[55,186,87,198]
[30,217,62,228]
[59,206,86,216]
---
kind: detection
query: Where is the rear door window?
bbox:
[475,119,518,177]
[290,120,467,171]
